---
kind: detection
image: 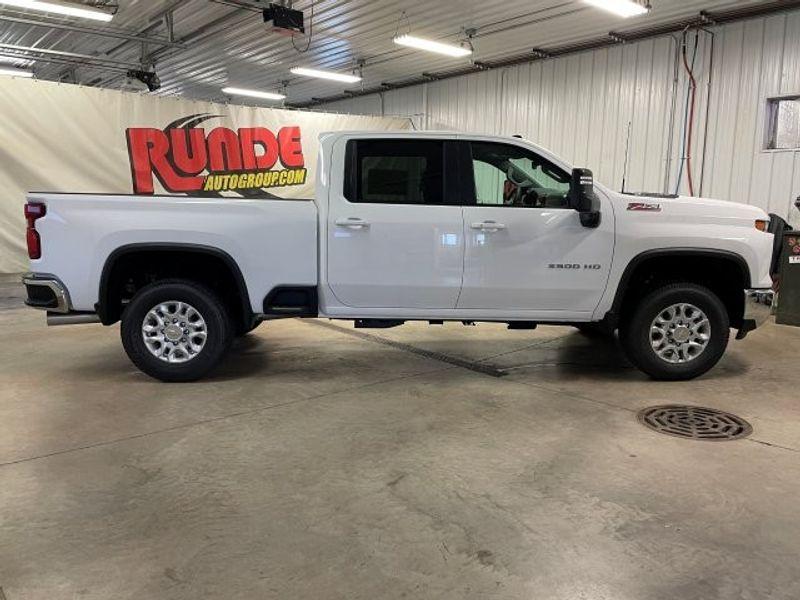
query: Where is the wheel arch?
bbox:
[97,242,253,329]
[608,248,751,329]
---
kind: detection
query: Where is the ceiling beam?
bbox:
[0,14,187,48]
[0,43,141,69]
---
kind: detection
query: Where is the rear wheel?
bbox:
[621,283,729,381]
[121,280,233,382]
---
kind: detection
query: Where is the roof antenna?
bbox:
[621,120,632,194]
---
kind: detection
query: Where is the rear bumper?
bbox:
[736,288,775,340]
[21,272,70,313]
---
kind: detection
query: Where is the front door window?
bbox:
[471,141,571,209]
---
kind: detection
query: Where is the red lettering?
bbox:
[126,122,305,194]
[207,128,243,172]
[239,128,279,170]
[168,128,207,176]
[126,128,204,194]
[278,126,304,168]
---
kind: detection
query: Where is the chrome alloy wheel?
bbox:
[142,301,207,364]
[649,303,711,364]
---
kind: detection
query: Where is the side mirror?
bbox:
[569,168,601,228]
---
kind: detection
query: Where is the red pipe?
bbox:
[681,36,698,196]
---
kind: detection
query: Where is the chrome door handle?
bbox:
[470,221,507,232]
[335,217,370,229]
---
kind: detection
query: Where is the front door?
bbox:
[326,138,465,309]
[457,140,614,319]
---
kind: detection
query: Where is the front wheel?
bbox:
[121,280,233,382]
[620,283,730,381]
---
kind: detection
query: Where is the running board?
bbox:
[354,319,405,329]
[47,312,102,326]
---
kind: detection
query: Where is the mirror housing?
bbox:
[569,168,601,228]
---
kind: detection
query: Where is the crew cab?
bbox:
[22,131,777,382]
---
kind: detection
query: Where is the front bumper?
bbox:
[736,288,775,340]
[21,272,71,313]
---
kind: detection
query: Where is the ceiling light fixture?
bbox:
[290,67,361,83]
[0,0,114,22]
[393,34,472,57]
[222,86,286,101]
[583,0,649,18]
[0,66,33,77]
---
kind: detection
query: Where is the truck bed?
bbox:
[28,193,318,313]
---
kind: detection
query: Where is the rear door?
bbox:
[457,140,614,317]
[325,137,465,309]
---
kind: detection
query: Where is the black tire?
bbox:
[620,283,729,381]
[121,279,233,382]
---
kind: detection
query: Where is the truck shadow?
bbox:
[209,334,272,381]
[62,326,749,384]
[211,329,751,384]
[517,332,751,382]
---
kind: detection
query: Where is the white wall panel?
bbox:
[317,94,383,116]
[316,11,800,224]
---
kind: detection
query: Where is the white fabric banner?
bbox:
[0,78,410,273]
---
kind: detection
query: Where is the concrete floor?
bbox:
[1,282,799,600]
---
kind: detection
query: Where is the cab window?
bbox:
[344,139,445,205]
[470,141,571,208]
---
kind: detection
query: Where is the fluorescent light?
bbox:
[393,35,472,58]
[0,56,31,65]
[0,0,114,22]
[290,67,361,84]
[0,66,33,78]
[222,87,286,101]
[583,0,648,18]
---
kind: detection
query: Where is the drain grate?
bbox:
[637,405,752,441]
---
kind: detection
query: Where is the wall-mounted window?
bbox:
[766,95,800,150]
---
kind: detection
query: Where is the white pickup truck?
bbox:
[23,131,777,382]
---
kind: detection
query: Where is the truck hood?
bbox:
[615,192,769,223]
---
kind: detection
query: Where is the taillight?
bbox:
[24,202,46,259]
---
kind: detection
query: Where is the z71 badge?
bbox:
[627,202,662,212]
[548,264,602,270]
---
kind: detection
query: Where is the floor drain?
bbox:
[637,405,752,441]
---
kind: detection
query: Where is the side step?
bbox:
[47,311,102,326]
[507,321,538,330]
[263,286,318,317]
[354,319,405,329]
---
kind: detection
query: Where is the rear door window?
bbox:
[344,140,447,205]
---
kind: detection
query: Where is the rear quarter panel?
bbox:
[28,193,318,313]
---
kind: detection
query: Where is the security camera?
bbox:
[119,76,150,93]
[263,3,304,36]
[126,69,161,92]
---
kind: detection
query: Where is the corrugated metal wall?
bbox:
[319,11,800,226]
